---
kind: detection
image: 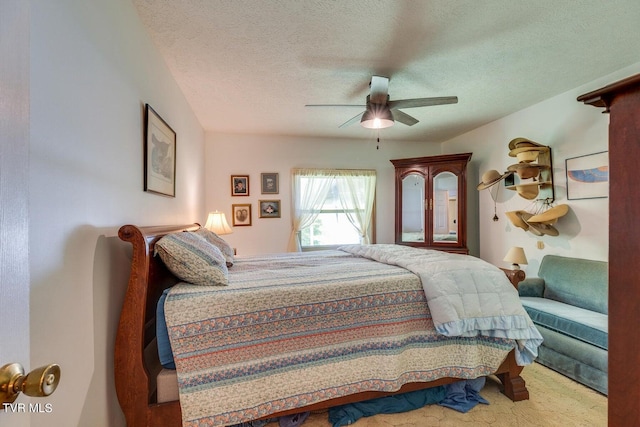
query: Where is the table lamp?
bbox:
[503,246,528,270]
[204,211,232,235]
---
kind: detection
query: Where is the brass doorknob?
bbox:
[0,363,61,405]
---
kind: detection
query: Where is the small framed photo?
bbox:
[504,172,515,187]
[259,200,281,218]
[144,104,176,197]
[232,204,252,226]
[231,175,249,196]
[566,151,609,200]
[261,173,279,194]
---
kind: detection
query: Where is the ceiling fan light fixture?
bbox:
[360,103,394,129]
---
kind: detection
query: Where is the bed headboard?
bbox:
[115,224,199,422]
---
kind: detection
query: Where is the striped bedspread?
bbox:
[164,250,516,427]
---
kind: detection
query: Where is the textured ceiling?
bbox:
[132,0,640,142]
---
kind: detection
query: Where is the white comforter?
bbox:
[339,244,543,365]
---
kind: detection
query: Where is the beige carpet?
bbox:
[266,363,607,427]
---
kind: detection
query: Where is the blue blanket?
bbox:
[328,387,446,427]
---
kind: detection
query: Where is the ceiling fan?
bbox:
[305,75,458,129]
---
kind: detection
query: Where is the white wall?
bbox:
[0,3,30,427]
[444,63,640,275]
[205,133,444,255]
[27,1,205,426]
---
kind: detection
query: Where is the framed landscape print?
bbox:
[259,200,281,218]
[566,151,609,200]
[144,104,176,197]
[261,173,279,194]
[232,204,251,226]
[231,175,249,196]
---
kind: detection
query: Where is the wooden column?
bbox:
[578,74,640,426]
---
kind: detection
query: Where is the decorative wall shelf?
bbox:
[505,146,555,202]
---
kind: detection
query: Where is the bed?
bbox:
[115,224,535,427]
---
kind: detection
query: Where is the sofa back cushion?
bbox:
[539,255,608,314]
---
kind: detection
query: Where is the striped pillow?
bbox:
[195,228,234,267]
[155,232,228,286]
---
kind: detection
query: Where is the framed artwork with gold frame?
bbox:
[232,204,251,226]
[258,200,281,218]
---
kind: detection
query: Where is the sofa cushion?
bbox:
[538,255,608,314]
[534,327,608,395]
[535,326,608,373]
[518,277,545,297]
[520,296,608,350]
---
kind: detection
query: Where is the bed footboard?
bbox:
[495,351,529,401]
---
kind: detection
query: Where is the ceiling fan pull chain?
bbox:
[376,130,380,150]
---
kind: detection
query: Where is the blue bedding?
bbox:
[156,288,175,369]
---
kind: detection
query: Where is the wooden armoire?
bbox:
[390,153,472,254]
[578,74,640,426]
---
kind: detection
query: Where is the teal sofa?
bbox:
[518,255,608,395]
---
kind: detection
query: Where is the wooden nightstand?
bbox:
[499,268,526,289]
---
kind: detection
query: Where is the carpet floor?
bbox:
[266,362,607,427]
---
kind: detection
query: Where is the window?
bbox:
[289,169,376,251]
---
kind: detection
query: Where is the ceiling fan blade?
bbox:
[391,109,419,126]
[388,96,458,109]
[369,75,389,104]
[305,104,365,108]
[338,111,365,128]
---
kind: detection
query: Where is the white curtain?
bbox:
[287,169,333,251]
[335,170,376,244]
[289,168,377,251]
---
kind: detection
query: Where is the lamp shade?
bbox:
[360,103,394,129]
[204,211,232,235]
[503,246,528,269]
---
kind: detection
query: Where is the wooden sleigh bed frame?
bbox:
[114,224,529,427]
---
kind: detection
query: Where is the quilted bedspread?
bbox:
[164,249,518,427]
[339,245,543,365]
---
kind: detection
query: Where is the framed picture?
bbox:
[231,175,249,196]
[144,104,176,197]
[566,151,609,200]
[504,172,515,187]
[232,204,252,226]
[261,172,279,194]
[259,200,281,218]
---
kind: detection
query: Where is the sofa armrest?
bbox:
[518,278,545,297]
